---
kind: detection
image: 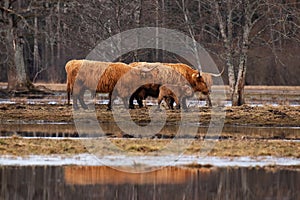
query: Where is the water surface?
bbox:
[0,123,299,140]
[0,165,299,200]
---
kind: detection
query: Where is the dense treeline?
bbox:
[0,0,299,87]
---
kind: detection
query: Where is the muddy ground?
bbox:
[0,103,299,126]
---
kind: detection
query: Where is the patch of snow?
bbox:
[0,154,299,167]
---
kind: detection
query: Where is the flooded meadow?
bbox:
[0,84,299,199]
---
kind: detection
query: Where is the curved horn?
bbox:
[206,66,225,77]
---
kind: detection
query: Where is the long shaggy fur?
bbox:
[158,84,193,110]
[129,62,209,108]
[71,60,157,109]
[65,59,85,104]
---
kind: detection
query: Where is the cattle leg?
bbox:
[166,97,175,109]
[78,89,88,109]
[67,91,71,105]
[78,97,88,109]
[181,96,188,110]
[137,98,144,108]
[91,92,97,104]
[73,95,79,110]
[66,81,71,105]
[72,85,81,110]
[135,89,146,108]
[129,95,144,109]
[129,96,134,109]
[174,96,180,110]
[107,93,113,110]
[121,97,130,109]
[180,97,190,112]
[156,96,163,111]
[73,86,87,109]
[206,94,212,107]
[129,95,137,109]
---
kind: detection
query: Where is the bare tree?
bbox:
[210,0,299,105]
[176,0,203,71]
[1,0,299,90]
[213,0,261,105]
[172,0,299,105]
[0,0,60,91]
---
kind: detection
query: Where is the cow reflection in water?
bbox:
[1,165,298,199]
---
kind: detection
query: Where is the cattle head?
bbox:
[191,72,209,95]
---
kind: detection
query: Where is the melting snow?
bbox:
[0,154,299,167]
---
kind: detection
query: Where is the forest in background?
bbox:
[1,0,299,86]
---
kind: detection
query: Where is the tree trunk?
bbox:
[155,0,159,61]
[4,1,32,92]
[6,31,17,91]
[33,13,41,82]
[14,37,28,85]
[56,1,62,82]
[133,0,142,61]
[7,36,33,91]
[1,0,35,93]
[231,53,248,106]
[232,7,250,106]
[231,69,246,106]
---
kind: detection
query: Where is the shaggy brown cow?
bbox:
[129,62,193,109]
[129,62,209,109]
[157,84,193,110]
[72,60,157,110]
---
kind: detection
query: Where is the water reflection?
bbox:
[0,165,299,199]
[0,123,299,140]
[0,123,78,137]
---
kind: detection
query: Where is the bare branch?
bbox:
[0,5,36,32]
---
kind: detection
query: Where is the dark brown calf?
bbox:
[157,84,193,110]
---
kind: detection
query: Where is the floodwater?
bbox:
[0,121,299,199]
[1,86,300,106]
[0,122,299,140]
[0,87,299,199]
[0,165,299,200]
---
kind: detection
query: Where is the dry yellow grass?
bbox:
[0,137,299,158]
